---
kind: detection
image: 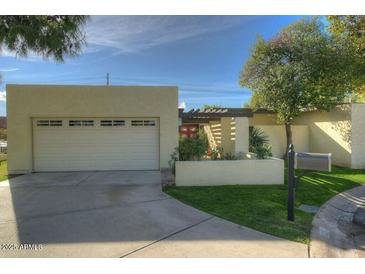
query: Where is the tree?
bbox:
[240,18,356,157]
[327,16,365,102]
[0,16,88,62]
[247,91,267,109]
[327,16,365,58]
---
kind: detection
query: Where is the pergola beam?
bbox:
[180,108,253,119]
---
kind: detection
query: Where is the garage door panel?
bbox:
[33,118,159,171]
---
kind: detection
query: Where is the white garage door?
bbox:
[33,118,159,171]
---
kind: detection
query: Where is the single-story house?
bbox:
[6,84,178,174]
[179,104,365,169]
[6,84,365,175]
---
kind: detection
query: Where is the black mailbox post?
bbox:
[287,145,295,221]
[287,145,331,221]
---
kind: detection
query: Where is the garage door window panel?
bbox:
[37,120,63,127]
[113,120,125,126]
[50,120,62,127]
[37,120,50,127]
[131,120,144,126]
[132,120,156,127]
[82,120,94,126]
[69,120,94,127]
[100,120,113,126]
[144,120,156,126]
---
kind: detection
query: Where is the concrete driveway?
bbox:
[0,171,307,258]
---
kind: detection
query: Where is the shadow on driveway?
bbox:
[0,171,307,258]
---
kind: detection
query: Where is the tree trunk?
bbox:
[284,123,293,159]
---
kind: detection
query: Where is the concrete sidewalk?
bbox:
[0,171,308,258]
[310,185,365,258]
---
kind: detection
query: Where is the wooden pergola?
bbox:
[179,108,253,124]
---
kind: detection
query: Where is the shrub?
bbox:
[221,152,238,160]
[255,143,273,159]
[210,147,223,160]
[178,129,209,161]
[249,127,272,159]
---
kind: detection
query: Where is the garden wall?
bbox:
[351,103,365,169]
[255,125,309,158]
[175,158,284,186]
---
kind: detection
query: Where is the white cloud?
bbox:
[0,91,6,102]
[178,101,186,109]
[0,16,252,59]
[0,48,44,62]
[0,68,19,72]
[85,16,249,54]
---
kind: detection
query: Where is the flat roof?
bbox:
[6,84,178,89]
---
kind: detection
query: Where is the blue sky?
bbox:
[0,15,304,116]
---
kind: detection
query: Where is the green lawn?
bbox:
[0,160,9,181]
[164,165,365,244]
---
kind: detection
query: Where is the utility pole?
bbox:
[106,72,110,86]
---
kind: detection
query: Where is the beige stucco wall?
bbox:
[208,120,222,148]
[175,158,284,186]
[220,117,235,155]
[351,104,365,169]
[207,117,249,156]
[249,106,353,167]
[293,105,352,167]
[249,113,278,126]
[234,117,249,154]
[6,84,178,174]
[255,125,309,158]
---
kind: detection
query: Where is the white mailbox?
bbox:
[295,152,331,172]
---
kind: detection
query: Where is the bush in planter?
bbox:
[255,143,273,159]
[178,129,209,161]
[169,130,209,175]
[249,127,272,159]
[209,148,245,160]
[210,147,223,160]
[221,152,238,160]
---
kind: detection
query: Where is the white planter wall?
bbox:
[175,158,284,186]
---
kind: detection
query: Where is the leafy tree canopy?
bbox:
[327,15,365,102]
[240,18,356,123]
[0,16,88,62]
[327,15,365,58]
[240,18,357,155]
[247,91,268,110]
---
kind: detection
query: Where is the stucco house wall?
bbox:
[208,120,222,148]
[250,105,356,168]
[249,112,278,126]
[206,117,249,156]
[293,105,352,168]
[254,125,309,158]
[220,117,235,155]
[6,84,178,174]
